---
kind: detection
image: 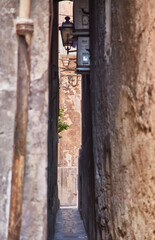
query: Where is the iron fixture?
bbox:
[59,16,74,54]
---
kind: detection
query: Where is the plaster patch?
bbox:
[64,153,72,167]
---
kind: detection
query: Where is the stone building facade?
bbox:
[58,56,81,206]
[79,0,155,239]
[58,1,81,207]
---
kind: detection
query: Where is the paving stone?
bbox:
[53,208,88,240]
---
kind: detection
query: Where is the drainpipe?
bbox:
[19,0,31,18]
[7,1,33,240]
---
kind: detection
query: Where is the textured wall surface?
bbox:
[90,0,155,239]
[0,1,18,239]
[58,56,81,206]
[0,1,50,239]
[78,75,96,240]
[20,1,49,239]
[47,2,59,240]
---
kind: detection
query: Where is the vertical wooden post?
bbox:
[8,1,33,239]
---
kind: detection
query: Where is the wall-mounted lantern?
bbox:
[59,16,74,54]
[59,0,90,74]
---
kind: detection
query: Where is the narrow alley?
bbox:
[53,208,88,240]
[0,0,155,240]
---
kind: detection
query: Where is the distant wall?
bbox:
[58,56,81,206]
[90,0,155,239]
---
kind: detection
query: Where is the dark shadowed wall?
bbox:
[78,74,96,240]
[48,1,59,239]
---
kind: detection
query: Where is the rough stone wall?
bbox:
[20,1,49,239]
[0,1,53,239]
[78,75,96,240]
[58,56,81,206]
[0,1,18,239]
[90,0,155,239]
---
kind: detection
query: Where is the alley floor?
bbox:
[53,208,88,240]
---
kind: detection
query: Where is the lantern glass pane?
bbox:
[61,28,73,46]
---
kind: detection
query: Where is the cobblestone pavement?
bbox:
[53,208,88,240]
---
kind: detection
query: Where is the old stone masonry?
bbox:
[53,208,88,240]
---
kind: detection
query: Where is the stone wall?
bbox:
[78,75,96,240]
[90,0,155,239]
[0,1,58,239]
[48,1,59,239]
[20,1,50,239]
[58,56,81,206]
[0,1,18,239]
